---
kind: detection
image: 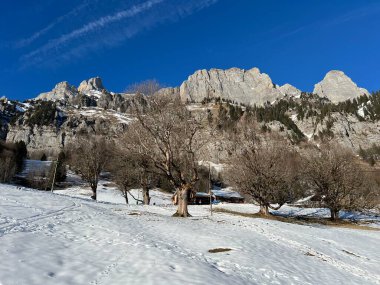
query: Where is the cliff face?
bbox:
[181,68,370,106]
[6,107,131,157]
[180,68,283,106]
[292,112,380,150]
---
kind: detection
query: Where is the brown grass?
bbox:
[214,208,379,231]
[208,248,232,253]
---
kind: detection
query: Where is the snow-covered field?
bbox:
[1,184,380,285]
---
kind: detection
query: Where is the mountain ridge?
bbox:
[32,68,369,107]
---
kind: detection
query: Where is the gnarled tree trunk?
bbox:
[90,183,97,200]
[259,204,269,216]
[173,184,192,217]
[142,177,150,205]
[143,188,150,205]
[330,208,339,221]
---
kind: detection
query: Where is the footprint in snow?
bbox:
[169,265,183,272]
[47,272,55,278]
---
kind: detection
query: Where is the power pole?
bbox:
[209,162,213,216]
[51,160,58,193]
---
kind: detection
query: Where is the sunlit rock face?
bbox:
[180,67,283,106]
[36,82,78,101]
[278,84,302,98]
[78,77,105,94]
[313,70,369,103]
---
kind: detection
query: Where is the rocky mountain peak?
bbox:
[78,77,105,93]
[278,84,302,98]
[56,81,71,88]
[313,70,369,103]
[180,67,283,106]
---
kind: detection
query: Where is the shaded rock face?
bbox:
[293,112,380,150]
[97,93,135,113]
[278,84,302,98]
[156,87,180,97]
[0,119,8,140]
[78,77,104,93]
[180,68,283,106]
[36,82,78,101]
[6,110,129,157]
[313,70,369,103]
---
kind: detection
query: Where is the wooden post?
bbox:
[51,160,58,193]
[209,162,212,216]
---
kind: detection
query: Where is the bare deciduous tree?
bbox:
[126,79,162,97]
[0,152,16,182]
[226,131,302,216]
[127,92,206,217]
[0,140,27,183]
[110,146,151,205]
[303,144,378,221]
[67,137,111,200]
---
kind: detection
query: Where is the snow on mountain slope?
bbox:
[0,184,379,285]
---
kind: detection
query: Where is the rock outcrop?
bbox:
[156,87,180,97]
[36,82,78,101]
[78,77,105,94]
[180,68,283,106]
[0,98,25,140]
[313,70,369,103]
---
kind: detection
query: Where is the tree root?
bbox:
[172,212,192,218]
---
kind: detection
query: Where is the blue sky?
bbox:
[1,0,380,101]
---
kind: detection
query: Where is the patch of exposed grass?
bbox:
[214,208,379,231]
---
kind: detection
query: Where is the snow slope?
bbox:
[0,184,379,285]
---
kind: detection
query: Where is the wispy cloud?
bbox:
[276,3,380,41]
[15,0,93,48]
[323,3,380,27]
[22,0,163,61]
[19,0,217,68]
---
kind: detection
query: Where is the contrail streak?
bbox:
[15,0,93,48]
[22,0,163,60]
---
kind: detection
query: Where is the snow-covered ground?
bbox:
[55,181,173,206]
[1,184,380,285]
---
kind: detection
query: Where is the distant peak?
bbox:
[313,70,369,103]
